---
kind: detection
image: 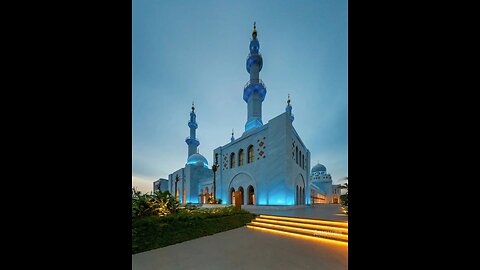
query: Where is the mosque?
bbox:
[154,24,339,206]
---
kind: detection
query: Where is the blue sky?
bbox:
[132,0,348,192]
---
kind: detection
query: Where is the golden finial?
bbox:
[287,94,291,105]
[192,101,195,112]
[232,128,234,136]
[252,21,257,38]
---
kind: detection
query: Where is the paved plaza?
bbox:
[132,204,348,270]
[132,226,347,270]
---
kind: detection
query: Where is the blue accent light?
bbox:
[185,137,200,147]
[246,53,263,74]
[243,82,266,102]
[186,153,209,168]
[245,119,263,132]
[249,39,260,53]
[258,198,267,205]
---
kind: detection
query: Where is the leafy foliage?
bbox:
[132,206,255,254]
[339,182,348,214]
[132,188,180,220]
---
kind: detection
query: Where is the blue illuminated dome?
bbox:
[186,153,209,168]
[311,163,327,173]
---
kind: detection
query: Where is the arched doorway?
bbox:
[228,172,256,206]
[230,187,235,204]
[301,187,305,205]
[296,185,299,205]
[294,174,305,205]
[238,186,244,205]
[247,185,254,205]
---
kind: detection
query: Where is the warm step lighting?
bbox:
[250,221,348,241]
[246,224,348,246]
[259,214,348,228]
[247,215,348,245]
[254,218,348,234]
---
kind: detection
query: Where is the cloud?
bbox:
[132,174,155,194]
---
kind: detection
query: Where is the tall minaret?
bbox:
[244,22,267,132]
[185,102,200,158]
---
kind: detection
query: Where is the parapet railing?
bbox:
[247,52,262,60]
[244,79,266,89]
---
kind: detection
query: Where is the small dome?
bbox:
[186,153,209,168]
[311,163,327,173]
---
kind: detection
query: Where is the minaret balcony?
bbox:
[244,79,265,89]
[185,137,200,146]
[246,53,263,73]
[188,121,198,129]
[243,79,267,102]
[246,52,262,60]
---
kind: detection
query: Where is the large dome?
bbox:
[186,153,209,168]
[311,163,327,173]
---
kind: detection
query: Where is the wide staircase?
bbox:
[246,214,348,245]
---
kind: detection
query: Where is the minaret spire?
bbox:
[230,129,235,142]
[286,94,294,122]
[244,22,266,132]
[185,102,200,159]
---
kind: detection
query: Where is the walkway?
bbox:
[132,226,347,270]
[245,204,348,221]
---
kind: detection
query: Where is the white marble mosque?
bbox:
[153,24,340,206]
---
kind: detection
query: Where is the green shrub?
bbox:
[132,188,180,220]
[132,207,256,254]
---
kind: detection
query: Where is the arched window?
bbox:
[296,146,298,164]
[247,185,254,205]
[230,187,235,204]
[247,145,254,163]
[238,186,244,205]
[302,155,305,170]
[299,151,302,167]
[238,149,244,166]
[230,152,235,168]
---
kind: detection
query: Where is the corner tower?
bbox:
[185,102,200,158]
[244,22,267,132]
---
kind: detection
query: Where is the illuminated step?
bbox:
[254,218,348,235]
[248,221,348,241]
[258,214,348,228]
[246,224,348,245]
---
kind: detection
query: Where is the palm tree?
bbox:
[338,177,348,213]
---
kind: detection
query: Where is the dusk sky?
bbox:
[133,0,348,193]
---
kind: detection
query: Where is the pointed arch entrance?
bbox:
[247,185,255,205]
[228,172,256,206]
[237,186,244,205]
[295,174,305,205]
